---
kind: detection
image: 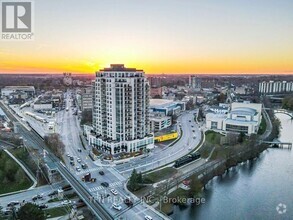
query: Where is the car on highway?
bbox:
[7,201,19,207]
[37,194,45,199]
[76,166,81,172]
[99,170,105,175]
[112,203,122,211]
[110,189,118,195]
[145,215,153,220]
[124,198,133,207]
[101,182,109,187]
[61,200,72,205]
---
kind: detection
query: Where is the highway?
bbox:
[0,101,113,220]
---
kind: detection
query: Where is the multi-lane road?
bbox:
[54,91,168,219]
[1,91,203,220]
[115,109,202,176]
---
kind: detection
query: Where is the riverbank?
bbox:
[157,137,269,215]
[156,110,279,215]
[170,113,292,219]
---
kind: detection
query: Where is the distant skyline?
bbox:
[1,0,293,74]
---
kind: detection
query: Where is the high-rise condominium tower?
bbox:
[88,64,154,155]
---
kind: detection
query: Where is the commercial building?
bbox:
[150,115,172,132]
[259,81,293,94]
[1,86,35,98]
[88,64,154,155]
[154,131,178,142]
[32,101,53,110]
[63,73,73,86]
[189,75,202,91]
[206,102,262,135]
[81,86,93,111]
[150,99,185,116]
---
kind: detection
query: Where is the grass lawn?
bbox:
[205,130,223,145]
[168,188,189,199]
[143,167,178,183]
[45,206,70,218]
[9,148,49,186]
[0,150,33,195]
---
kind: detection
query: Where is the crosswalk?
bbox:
[89,181,123,192]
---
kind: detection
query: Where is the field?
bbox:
[0,150,32,195]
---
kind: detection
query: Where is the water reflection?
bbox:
[171,113,293,220]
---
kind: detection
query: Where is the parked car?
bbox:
[38,204,48,209]
[110,189,118,195]
[99,171,105,175]
[101,182,109,187]
[77,148,82,152]
[77,158,81,163]
[112,203,122,211]
[81,163,87,169]
[76,166,81,172]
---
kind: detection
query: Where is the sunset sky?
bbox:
[1,0,293,74]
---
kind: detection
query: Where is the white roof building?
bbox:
[206,102,262,135]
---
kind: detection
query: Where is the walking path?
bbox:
[2,149,37,194]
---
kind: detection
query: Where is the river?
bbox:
[171,113,293,220]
